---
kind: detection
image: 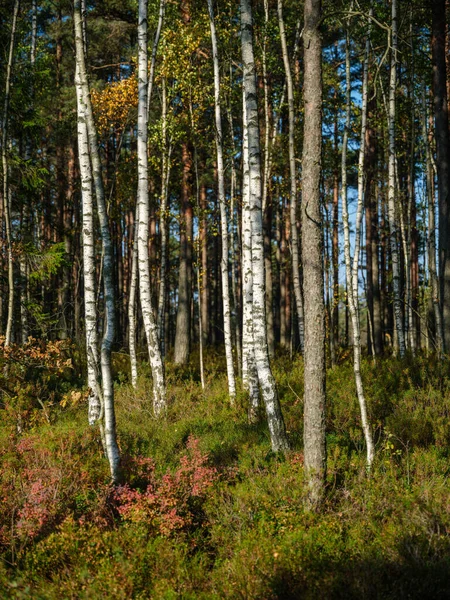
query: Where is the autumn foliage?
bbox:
[91,76,138,134]
[114,436,218,536]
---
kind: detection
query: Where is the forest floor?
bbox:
[1,349,450,599]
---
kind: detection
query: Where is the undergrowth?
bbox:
[0,351,449,598]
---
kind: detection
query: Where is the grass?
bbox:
[0,350,449,598]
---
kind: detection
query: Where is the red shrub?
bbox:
[114,436,217,536]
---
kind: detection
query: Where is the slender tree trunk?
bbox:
[423,88,444,352]
[279,199,289,348]
[365,88,382,356]
[198,182,209,348]
[174,143,193,363]
[136,0,166,413]
[241,0,289,451]
[302,0,326,507]
[341,29,374,468]
[207,0,236,401]
[31,0,37,65]
[147,0,165,116]
[157,77,171,357]
[432,0,450,351]
[227,97,242,374]
[387,0,405,357]
[332,79,340,353]
[242,84,260,421]
[75,66,101,427]
[74,0,120,482]
[278,0,304,353]
[2,0,20,347]
[129,208,138,388]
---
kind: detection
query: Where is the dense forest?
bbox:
[1,0,450,597]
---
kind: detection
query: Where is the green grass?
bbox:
[1,351,450,598]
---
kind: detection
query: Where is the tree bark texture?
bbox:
[302,0,326,507]
[241,0,289,452]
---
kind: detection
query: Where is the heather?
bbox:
[0,351,449,599]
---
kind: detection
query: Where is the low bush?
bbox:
[0,352,449,598]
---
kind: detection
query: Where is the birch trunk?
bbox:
[137,0,166,415]
[302,0,326,507]
[2,0,20,347]
[75,64,101,425]
[277,0,304,353]
[387,0,406,357]
[341,30,374,468]
[242,86,260,421]
[128,207,138,388]
[241,0,288,451]
[19,255,28,344]
[207,0,236,403]
[74,1,120,482]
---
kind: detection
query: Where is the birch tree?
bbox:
[137,0,166,415]
[207,0,236,403]
[302,0,326,507]
[242,87,260,421]
[74,0,120,482]
[340,27,374,468]
[75,64,101,428]
[128,205,138,389]
[241,0,289,452]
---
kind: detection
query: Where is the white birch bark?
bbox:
[2,0,20,347]
[341,30,374,469]
[241,0,289,451]
[75,64,101,424]
[207,0,236,403]
[137,0,166,416]
[277,0,304,352]
[74,1,120,482]
[128,206,138,389]
[242,87,260,421]
[19,256,28,344]
[387,0,406,357]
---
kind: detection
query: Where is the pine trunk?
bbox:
[302,0,326,507]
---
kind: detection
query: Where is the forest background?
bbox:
[0,0,450,597]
